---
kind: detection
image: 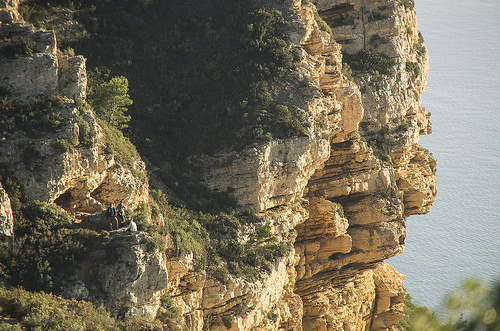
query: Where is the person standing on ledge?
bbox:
[106,203,118,230]
[117,200,127,225]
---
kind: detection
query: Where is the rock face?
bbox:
[186,0,436,329]
[0,17,147,214]
[0,6,156,316]
[0,96,148,214]
[75,232,168,317]
[0,183,13,238]
[0,0,436,329]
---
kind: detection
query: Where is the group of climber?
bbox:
[106,200,137,232]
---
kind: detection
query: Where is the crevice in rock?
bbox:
[54,188,74,213]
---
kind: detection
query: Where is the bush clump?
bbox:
[0,94,65,137]
[89,76,132,130]
[1,36,36,58]
[314,11,333,38]
[0,287,165,330]
[343,51,396,75]
[0,201,100,294]
[400,0,415,11]
[0,287,117,330]
[405,61,419,78]
[143,190,290,281]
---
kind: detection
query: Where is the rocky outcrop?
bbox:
[57,54,87,101]
[0,0,20,24]
[0,183,13,238]
[0,9,155,315]
[313,0,437,216]
[0,0,436,329]
[0,97,148,214]
[0,18,147,214]
[170,0,435,329]
[0,2,87,102]
[74,232,168,317]
[0,23,59,101]
[200,137,330,213]
[391,144,436,216]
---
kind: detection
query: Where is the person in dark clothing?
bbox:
[106,203,118,230]
[117,200,127,225]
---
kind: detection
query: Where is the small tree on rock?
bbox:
[90,76,132,129]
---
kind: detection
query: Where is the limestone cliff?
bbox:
[0,1,148,214]
[0,0,436,329]
[0,183,13,238]
[182,0,435,329]
[0,1,160,317]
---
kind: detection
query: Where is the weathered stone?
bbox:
[0,0,20,24]
[200,136,330,213]
[58,54,87,100]
[0,183,13,238]
[0,1,437,329]
[76,232,168,317]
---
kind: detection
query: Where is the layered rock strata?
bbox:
[192,0,435,329]
[0,0,436,329]
[0,183,13,238]
[0,8,148,214]
[75,232,168,317]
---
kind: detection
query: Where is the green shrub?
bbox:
[75,100,93,147]
[368,139,391,164]
[0,94,65,137]
[314,11,333,38]
[54,133,79,154]
[341,62,353,80]
[18,3,50,28]
[1,201,101,293]
[0,175,24,220]
[1,36,36,58]
[89,76,132,130]
[0,287,117,330]
[0,287,166,330]
[335,202,345,218]
[405,61,419,78]
[256,220,272,240]
[99,118,145,181]
[400,0,415,11]
[397,293,444,330]
[158,293,179,320]
[149,189,209,257]
[343,51,396,75]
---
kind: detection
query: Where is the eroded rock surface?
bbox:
[75,232,168,317]
[0,183,13,238]
[0,0,436,329]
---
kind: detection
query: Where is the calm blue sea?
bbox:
[388,0,500,310]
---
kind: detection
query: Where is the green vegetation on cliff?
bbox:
[0,201,100,293]
[0,287,163,330]
[0,93,65,137]
[19,0,309,158]
[343,50,396,76]
[136,189,290,281]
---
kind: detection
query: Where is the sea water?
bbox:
[388,0,500,310]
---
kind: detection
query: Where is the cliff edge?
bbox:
[0,0,436,329]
